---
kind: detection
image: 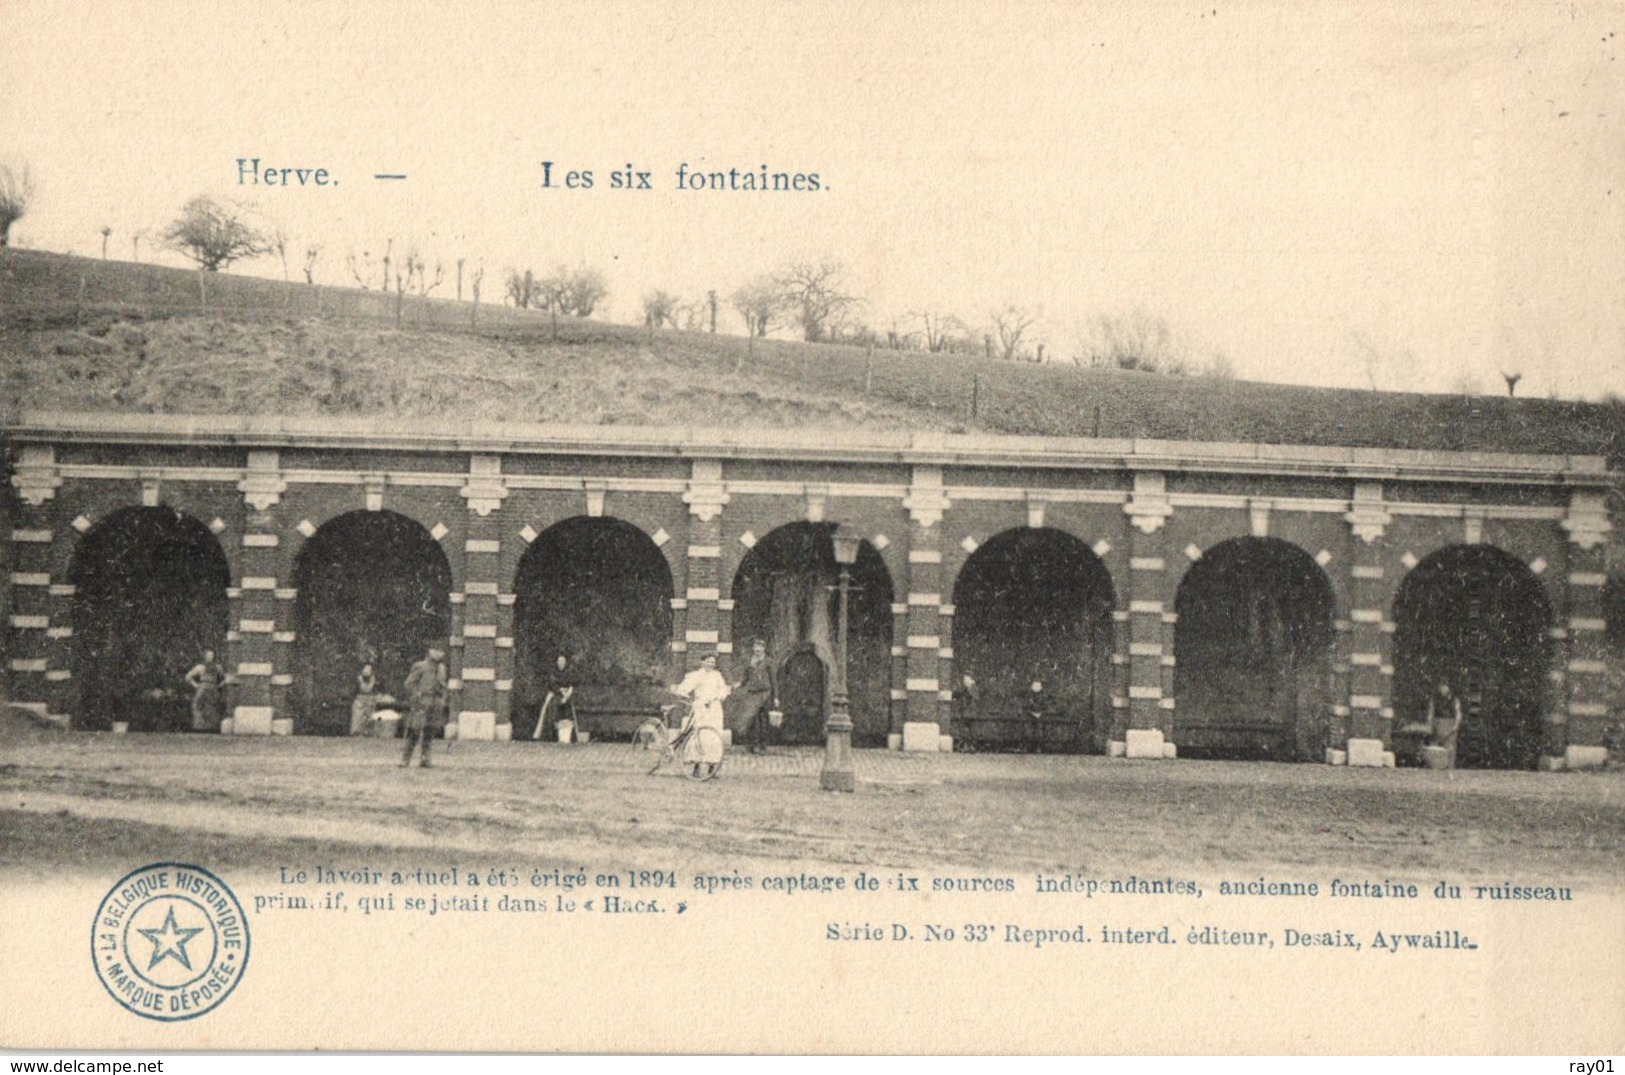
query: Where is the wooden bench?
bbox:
[1172,720,1293,758]
[572,705,666,741]
[952,713,1089,754]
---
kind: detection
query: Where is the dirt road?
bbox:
[2,729,1620,888]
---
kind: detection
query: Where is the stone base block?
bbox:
[1162,741,1177,759]
[220,718,234,736]
[1325,748,1347,766]
[444,723,459,740]
[1384,751,1396,768]
[1108,740,1126,758]
[270,719,294,736]
[1125,729,1166,759]
[458,712,497,741]
[1539,755,1567,772]
[940,735,954,753]
[111,721,130,735]
[1346,737,1387,768]
[902,721,944,752]
[1565,745,1610,771]
[1422,745,1454,770]
[721,729,733,748]
[887,733,902,751]
[232,706,274,736]
[495,723,513,742]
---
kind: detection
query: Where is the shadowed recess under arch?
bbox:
[69,506,230,732]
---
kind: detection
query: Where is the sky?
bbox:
[4,0,1622,397]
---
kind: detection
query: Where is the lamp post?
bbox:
[820,527,860,792]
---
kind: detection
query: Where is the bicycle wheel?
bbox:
[632,718,670,774]
[688,726,726,781]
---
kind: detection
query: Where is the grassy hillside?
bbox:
[3,248,1621,462]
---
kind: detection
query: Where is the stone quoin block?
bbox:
[902,721,943,752]
[232,706,274,736]
[1125,729,1166,759]
[1346,738,1387,768]
[458,711,497,741]
[1565,745,1609,771]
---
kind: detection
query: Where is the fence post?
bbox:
[865,344,874,394]
[971,372,980,422]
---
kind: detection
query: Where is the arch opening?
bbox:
[729,522,895,747]
[950,528,1115,753]
[69,507,230,732]
[291,510,453,735]
[1393,545,1552,770]
[1173,537,1335,761]
[512,516,674,739]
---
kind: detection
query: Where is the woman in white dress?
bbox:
[672,652,730,778]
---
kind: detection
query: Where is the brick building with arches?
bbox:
[4,409,1617,770]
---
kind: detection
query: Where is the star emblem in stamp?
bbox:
[90,863,251,1021]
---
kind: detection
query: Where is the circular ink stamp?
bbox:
[91,862,251,1021]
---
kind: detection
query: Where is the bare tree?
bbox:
[560,266,607,316]
[456,258,466,302]
[0,162,34,247]
[1080,310,1192,374]
[387,249,444,323]
[470,261,485,328]
[731,275,784,338]
[505,268,537,308]
[99,225,113,260]
[130,228,146,263]
[162,195,270,272]
[642,289,681,329]
[774,258,859,342]
[676,301,707,332]
[529,265,608,317]
[1502,371,1523,397]
[302,245,321,284]
[1348,330,1416,392]
[706,290,719,334]
[405,250,444,296]
[989,305,1039,362]
[347,239,396,291]
[268,221,293,281]
[911,308,967,353]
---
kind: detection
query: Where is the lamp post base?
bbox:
[820,701,856,793]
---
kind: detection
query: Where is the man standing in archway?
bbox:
[732,638,779,754]
[401,644,448,768]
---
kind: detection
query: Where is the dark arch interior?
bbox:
[1173,538,1335,761]
[292,511,452,735]
[730,522,894,747]
[1393,545,1552,770]
[512,516,675,737]
[951,528,1114,752]
[70,507,230,732]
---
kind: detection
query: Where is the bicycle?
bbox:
[632,699,726,781]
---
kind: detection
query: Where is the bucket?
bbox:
[557,719,575,744]
[576,731,591,744]
[768,709,784,728]
[111,721,130,735]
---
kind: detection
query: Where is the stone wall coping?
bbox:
[9,410,1613,485]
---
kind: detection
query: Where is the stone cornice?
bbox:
[7,410,1615,487]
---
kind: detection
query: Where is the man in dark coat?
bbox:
[732,638,779,755]
[532,654,578,741]
[401,644,448,768]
